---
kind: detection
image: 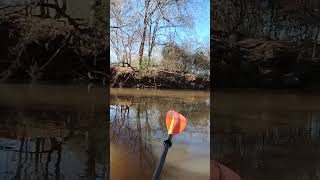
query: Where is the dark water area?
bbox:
[0,83,108,180]
[110,88,210,180]
[212,90,320,180]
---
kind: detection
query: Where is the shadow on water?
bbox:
[110,88,210,180]
[0,83,108,180]
[212,91,320,180]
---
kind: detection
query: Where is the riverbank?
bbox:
[0,3,107,85]
[110,66,210,90]
[212,36,320,89]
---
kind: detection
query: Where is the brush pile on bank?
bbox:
[110,66,209,90]
[212,36,320,88]
[0,7,107,84]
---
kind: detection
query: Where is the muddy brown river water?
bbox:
[2,84,319,180]
[212,90,320,180]
[110,88,210,180]
[0,83,108,180]
[0,84,210,180]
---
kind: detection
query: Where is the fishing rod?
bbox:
[152,110,187,180]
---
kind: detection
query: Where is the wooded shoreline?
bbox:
[110,66,210,90]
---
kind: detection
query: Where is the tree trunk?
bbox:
[24,0,30,16]
[45,0,50,17]
[268,1,274,38]
[54,0,60,18]
[147,18,152,68]
[89,0,96,28]
[40,0,45,17]
[138,0,150,70]
[313,25,320,59]
[147,15,160,67]
[128,39,133,66]
[62,0,66,13]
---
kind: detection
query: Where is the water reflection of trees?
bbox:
[110,97,156,169]
[9,137,63,179]
[110,95,210,138]
[0,105,108,180]
[213,110,320,180]
[110,93,210,174]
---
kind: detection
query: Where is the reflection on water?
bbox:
[110,88,210,180]
[212,91,320,180]
[0,84,108,180]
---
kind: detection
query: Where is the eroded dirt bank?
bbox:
[110,66,210,90]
